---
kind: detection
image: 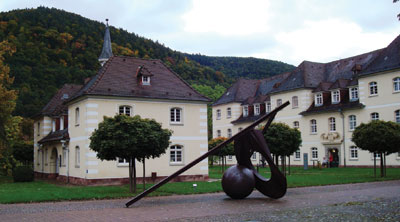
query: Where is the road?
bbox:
[1,180,399,221]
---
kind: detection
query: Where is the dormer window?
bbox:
[243,106,249,117]
[254,104,260,116]
[315,93,323,106]
[142,76,150,85]
[332,90,340,104]
[349,87,358,101]
[136,66,153,86]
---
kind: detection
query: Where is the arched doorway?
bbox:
[50,148,59,175]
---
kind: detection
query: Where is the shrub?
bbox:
[12,166,34,182]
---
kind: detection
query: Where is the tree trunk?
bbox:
[143,158,146,191]
[288,156,291,175]
[129,158,133,193]
[384,153,387,177]
[133,158,137,192]
[374,153,376,178]
[380,152,384,177]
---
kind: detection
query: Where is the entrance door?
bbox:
[50,148,59,174]
[328,148,339,168]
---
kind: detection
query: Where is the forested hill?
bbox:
[0,7,294,117]
[185,54,295,79]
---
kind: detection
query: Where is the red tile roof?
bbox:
[70,56,210,103]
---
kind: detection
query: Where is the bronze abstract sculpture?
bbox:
[126,101,289,207]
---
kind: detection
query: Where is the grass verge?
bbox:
[1,166,399,204]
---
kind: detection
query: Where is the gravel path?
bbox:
[0,180,399,221]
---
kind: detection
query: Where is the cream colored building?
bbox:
[33,25,210,185]
[213,35,400,167]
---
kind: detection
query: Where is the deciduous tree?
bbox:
[352,120,400,177]
[262,123,302,175]
[89,115,171,192]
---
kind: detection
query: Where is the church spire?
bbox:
[98,19,113,66]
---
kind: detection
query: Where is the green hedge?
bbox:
[13,166,34,182]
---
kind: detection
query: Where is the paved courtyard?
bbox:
[0,180,399,221]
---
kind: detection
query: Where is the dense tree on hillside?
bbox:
[185,54,295,79]
[0,7,294,117]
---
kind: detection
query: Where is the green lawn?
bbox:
[210,166,400,188]
[1,166,399,204]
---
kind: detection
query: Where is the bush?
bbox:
[12,166,34,182]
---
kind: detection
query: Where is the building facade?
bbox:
[213,35,400,167]
[33,24,210,185]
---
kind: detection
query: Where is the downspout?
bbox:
[339,109,346,167]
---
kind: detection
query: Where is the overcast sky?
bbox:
[1,0,399,65]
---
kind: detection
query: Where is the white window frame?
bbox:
[60,116,64,130]
[349,87,359,101]
[349,115,357,131]
[266,101,271,113]
[311,147,318,160]
[243,106,249,117]
[315,93,323,106]
[119,105,132,116]
[75,146,80,167]
[75,107,80,126]
[276,99,282,107]
[372,152,381,160]
[371,112,379,121]
[117,158,129,166]
[369,81,378,96]
[62,149,67,167]
[228,155,233,160]
[170,145,183,165]
[350,146,358,160]
[142,76,150,85]
[216,109,221,120]
[226,107,231,119]
[216,130,221,137]
[331,90,340,104]
[254,104,260,116]
[329,117,336,132]
[292,96,298,108]
[170,107,183,124]
[393,77,400,92]
[293,121,299,129]
[395,110,400,123]
[227,128,232,138]
[251,152,257,160]
[310,119,317,134]
[52,119,56,132]
[294,149,301,160]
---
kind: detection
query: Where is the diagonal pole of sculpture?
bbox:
[126,101,290,207]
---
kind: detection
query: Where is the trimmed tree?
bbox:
[262,123,302,175]
[90,115,171,192]
[208,137,234,172]
[352,120,400,177]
